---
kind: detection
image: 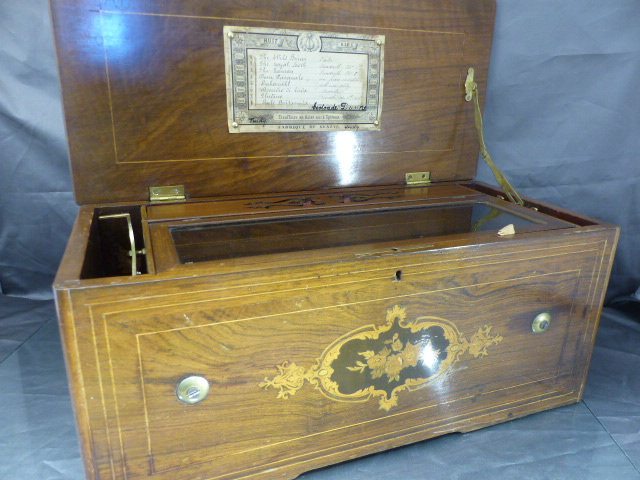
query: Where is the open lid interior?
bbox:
[50,0,496,205]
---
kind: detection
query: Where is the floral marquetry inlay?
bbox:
[259,305,503,411]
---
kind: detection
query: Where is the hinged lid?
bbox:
[50,0,496,205]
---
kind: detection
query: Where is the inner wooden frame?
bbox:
[145,184,576,273]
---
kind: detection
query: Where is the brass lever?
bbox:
[98,213,145,276]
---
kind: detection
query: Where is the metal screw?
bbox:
[186,387,201,400]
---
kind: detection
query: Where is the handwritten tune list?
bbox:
[248,50,368,111]
[225,27,384,132]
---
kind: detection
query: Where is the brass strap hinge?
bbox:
[149,185,186,203]
[405,171,432,186]
[465,68,524,206]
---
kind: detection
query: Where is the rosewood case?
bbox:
[51,1,619,479]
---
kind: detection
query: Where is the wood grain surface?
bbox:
[50,0,496,204]
[49,2,621,479]
[55,218,619,480]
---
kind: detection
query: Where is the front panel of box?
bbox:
[60,235,610,480]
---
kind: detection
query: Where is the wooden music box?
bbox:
[51,1,619,479]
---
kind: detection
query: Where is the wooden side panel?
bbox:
[56,229,617,480]
[55,288,98,480]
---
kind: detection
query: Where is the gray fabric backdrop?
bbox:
[1,0,638,302]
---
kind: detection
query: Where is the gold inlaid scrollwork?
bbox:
[259,305,503,411]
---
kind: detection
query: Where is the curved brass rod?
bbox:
[98,213,141,276]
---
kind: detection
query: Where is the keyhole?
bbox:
[395,270,403,281]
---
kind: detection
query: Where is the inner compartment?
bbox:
[81,206,147,279]
[171,202,542,264]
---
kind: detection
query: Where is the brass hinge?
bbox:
[465,68,524,206]
[149,185,186,203]
[405,171,432,186]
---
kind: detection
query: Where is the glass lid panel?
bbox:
[170,203,541,264]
